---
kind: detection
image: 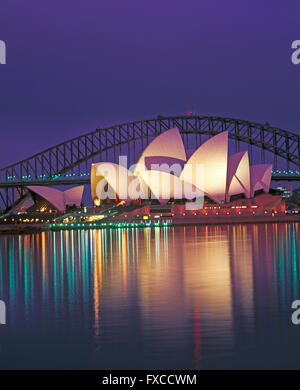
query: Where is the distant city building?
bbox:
[276,185,293,198]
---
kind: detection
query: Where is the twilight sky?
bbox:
[0,0,299,167]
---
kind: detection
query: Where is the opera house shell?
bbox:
[27,186,84,212]
[91,129,272,205]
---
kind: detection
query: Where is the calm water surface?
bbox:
[0,224,300,369]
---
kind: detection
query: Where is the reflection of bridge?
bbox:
[1,115,300,211]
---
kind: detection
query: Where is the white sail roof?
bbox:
[250,164,272,197]
[140,170,202,205]
[180,131,228,203]
[28,185,84,211]
[134,128,186,176]
[226,151,251,201]
[91,162,145,203]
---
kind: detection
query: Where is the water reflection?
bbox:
[0,224,300,369]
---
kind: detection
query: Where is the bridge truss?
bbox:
[1,115,299,211]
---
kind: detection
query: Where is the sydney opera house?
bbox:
[86,128,285,223]
[90,129,273,205]
[8,128,286,226]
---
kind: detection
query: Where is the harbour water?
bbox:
[0,223,300,369]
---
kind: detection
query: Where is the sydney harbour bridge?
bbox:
[0,115,300,212]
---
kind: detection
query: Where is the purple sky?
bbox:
[0,0,300,167]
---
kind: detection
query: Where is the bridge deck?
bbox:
[0,174,299,189]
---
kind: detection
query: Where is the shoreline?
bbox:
[0,214,299,234]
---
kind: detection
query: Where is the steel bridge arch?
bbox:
[0,115,299,210]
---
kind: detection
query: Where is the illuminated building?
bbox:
[91,129,273,205]
[15,129,281,223]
